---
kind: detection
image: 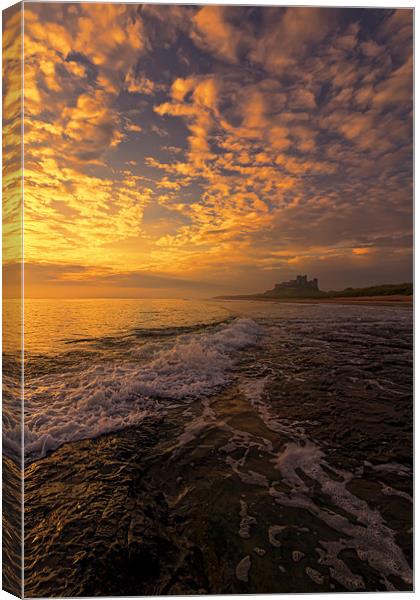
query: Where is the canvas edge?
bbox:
[2,1,24,598]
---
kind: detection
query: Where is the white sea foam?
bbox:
[237,374,413,591]
[19,318,263,461]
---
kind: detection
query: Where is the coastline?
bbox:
[24,304,413,596]
[215,295,413,307]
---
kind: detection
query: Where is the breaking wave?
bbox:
[18,318,263,462]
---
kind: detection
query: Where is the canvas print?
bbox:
[2,2,413,597]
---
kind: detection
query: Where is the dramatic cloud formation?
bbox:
[3,3,22,271]
[13,4,412,297]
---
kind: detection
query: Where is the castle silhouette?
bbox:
[274,274,319,292]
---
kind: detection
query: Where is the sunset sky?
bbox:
[4,3,413,297]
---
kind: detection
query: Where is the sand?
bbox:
[218,295,413,306]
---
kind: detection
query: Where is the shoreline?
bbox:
[23,305,413,596]
[215,294,413,307]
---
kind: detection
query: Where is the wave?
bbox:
[17,318,263,462]
[131,319,233,338]
[58,318,233,349]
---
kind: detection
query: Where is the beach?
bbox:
[4,298,412,595]
[216,295,413,306]
[2,3,413,597]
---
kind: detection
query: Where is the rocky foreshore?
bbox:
[23,305,413,596]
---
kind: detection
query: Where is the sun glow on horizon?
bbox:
[3,4,413,297]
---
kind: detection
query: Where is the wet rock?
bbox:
[305,566,324,584]
[235,555,251,582]
[268,525,286,548]
[238,500,257,539]
[292,550,305,563]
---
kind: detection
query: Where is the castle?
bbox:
[274,274,319,292]
[216,274,324,299]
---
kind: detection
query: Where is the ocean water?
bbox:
[2,298,414,593]
[3,298,413,464]
[22,299,265,460]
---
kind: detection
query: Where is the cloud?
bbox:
[248,8,337,73]
[3,4,23,266]
[20,262,221,295]
[24,3,146,166]
[13,6,412,295]
[289,88,317,111]
[155,75,220,163]
[191,6,249,63]
[125,70,158,95]
[372,54,412,109]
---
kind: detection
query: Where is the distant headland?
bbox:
[215,275,413,304]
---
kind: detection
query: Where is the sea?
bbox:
[2,298,414,595]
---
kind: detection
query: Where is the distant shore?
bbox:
[215,294,413,306]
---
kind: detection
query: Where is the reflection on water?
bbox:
[21,300,412,596]
[22,298,232,355]
[1,298,413,594]
[2,298,23,596]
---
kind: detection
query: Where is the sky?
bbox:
[3,3,413,297]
